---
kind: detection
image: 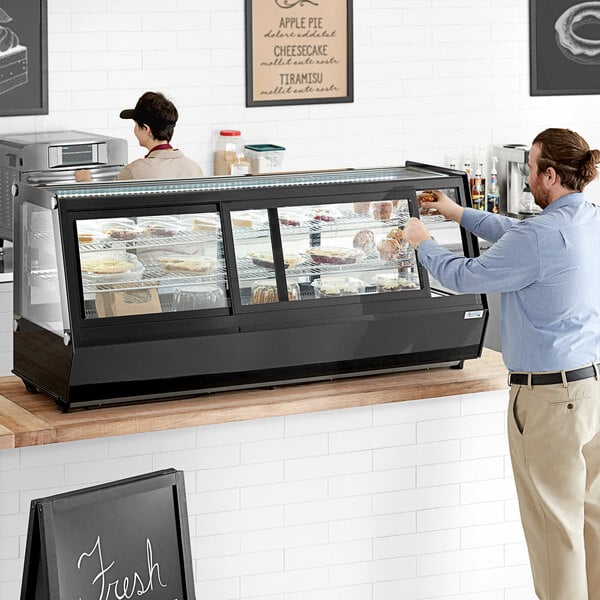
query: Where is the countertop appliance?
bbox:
[0,130,128,245]
[13,163,488,411]
[494,144,541,218]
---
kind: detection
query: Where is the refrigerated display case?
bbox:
[13,163,488,411]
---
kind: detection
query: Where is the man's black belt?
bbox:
[509,364,599,386]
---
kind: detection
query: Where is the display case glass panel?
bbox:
[75,212,229,319]
[230,208,301,305]
[278,199,422,300]
[416,187,468,295]
[19,202,67,334]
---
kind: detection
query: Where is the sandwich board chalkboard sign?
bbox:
[20,468,195,600]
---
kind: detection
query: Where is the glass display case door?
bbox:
[73,210,230,319]
[226,192,430,310]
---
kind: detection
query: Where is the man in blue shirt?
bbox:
[404,128,600,600]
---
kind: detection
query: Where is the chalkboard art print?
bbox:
[531,0,600,95]
[0,0,47,116]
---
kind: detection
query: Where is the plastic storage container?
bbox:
[311,277,366,299]
[80,252,145,284]
[214,130,249,176]
[244,144,285,174]
[372,273,418,292]
[173,285,226,311]
[250,280,300,304]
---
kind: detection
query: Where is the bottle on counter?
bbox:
[463,156,473,197]
[214,130,249,176]
[471,160,485,210]
[487,156,500,213]
[463,157,472,178]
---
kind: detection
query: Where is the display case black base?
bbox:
[13,315,484,412]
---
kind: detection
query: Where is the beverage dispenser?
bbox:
[494,144,540,218]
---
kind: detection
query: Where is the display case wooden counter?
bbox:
[0,348,507,450]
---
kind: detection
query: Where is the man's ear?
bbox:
[545,166,559,186]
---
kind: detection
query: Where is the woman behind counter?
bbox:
[76,91,204,182]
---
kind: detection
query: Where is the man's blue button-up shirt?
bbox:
[417,193,600,372]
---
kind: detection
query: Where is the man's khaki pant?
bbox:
[508,376,600,600]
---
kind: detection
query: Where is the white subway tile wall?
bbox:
[0,0,597,184]
[0,391,535,599]
[0,0,576,596]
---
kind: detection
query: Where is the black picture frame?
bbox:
[530,0,600,95]
[245,0,354,107]
[20,469,196,600]
[0,0,48,116]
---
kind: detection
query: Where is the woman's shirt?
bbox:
[117,148,204,181]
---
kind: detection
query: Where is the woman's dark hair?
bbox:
[532,128,600,191]
[132,92,178,142]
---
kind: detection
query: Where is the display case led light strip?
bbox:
[53,167,447,200]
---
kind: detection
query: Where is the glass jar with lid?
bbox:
[214,130,249,176]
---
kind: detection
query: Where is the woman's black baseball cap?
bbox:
[120,91,178,138]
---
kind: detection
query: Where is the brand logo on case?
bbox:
[464,310,484,319]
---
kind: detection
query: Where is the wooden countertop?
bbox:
[0,349,507,449]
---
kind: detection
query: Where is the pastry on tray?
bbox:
[352,229,376,254]
[312,277,365,298]
[278,209,303,227]
[251,282,300,304]
[373,273,418,291]
[417,191,439,215]
[313,208,336,222]
[191,217,220,232]
[80,259,136,275]
[104,228,137,240]
[377,238,402,262]
[352,202,371,215]
[386,227,408,249]
[77,232,106,244]
[78,233,94,244]
[158,256,216,274]
[248,252,304,270]
[371,201,393,220]
[306,247,365,265]
[140,224,177,237]
[99,219,138,240]
[232,213,255,228]
[279,216,301,226]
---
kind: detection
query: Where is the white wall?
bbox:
[0,389,536,600]
[1,1,591,597]
[3,0,600,180]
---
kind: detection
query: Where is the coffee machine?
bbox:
[494,144,541,218]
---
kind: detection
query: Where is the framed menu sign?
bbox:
[245,0,354,107]
[19,469,195,600]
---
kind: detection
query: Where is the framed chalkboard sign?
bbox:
[0,0,48,116]
[245,0,354,107]
[530,0,600,95]
[20,469,195,600]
